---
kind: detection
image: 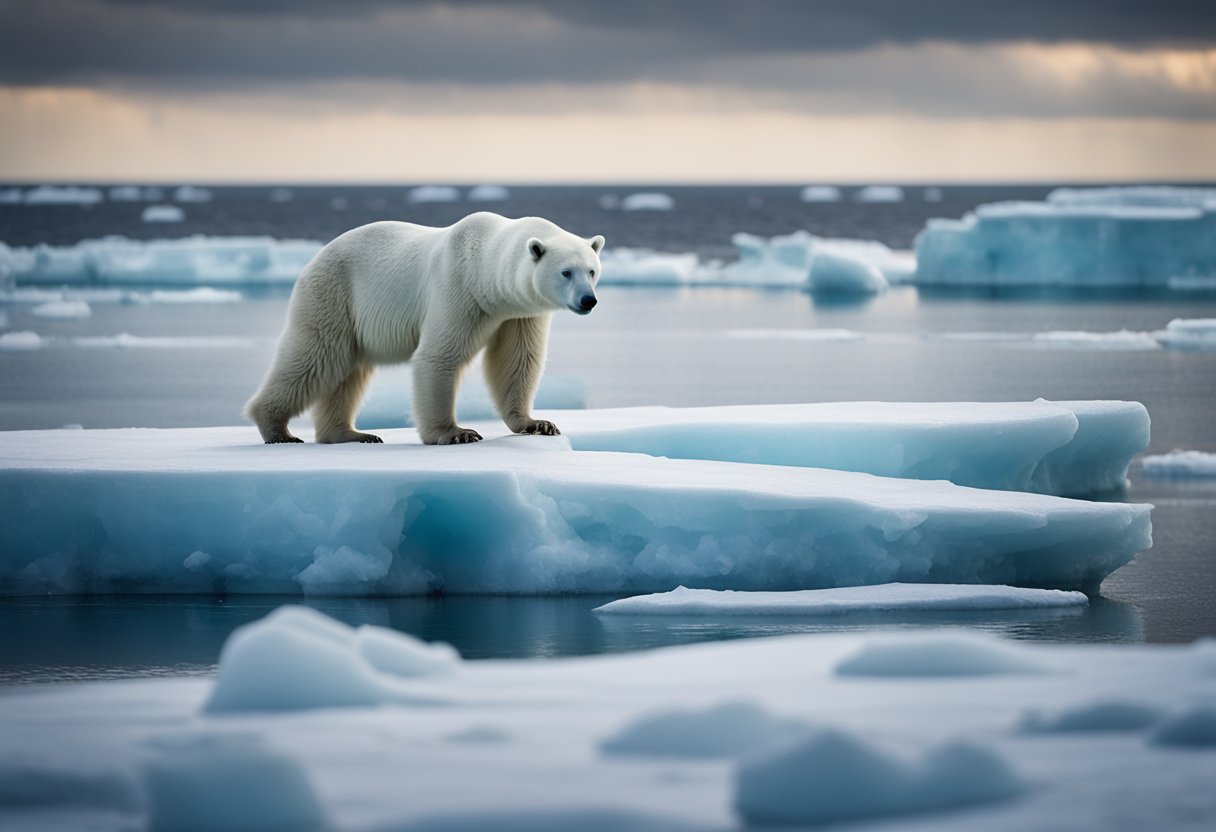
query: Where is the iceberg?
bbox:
[800,185,842,203]
[467,185,510,202]
[141,205,186,223]
[0,235,323,286]
[407,185,461,204]
[556,400,1149,497]
[593,584,1088,616]
[855,185,905,203]
[1140,450,1216,478]
[0,423,1149,595]
[1155,318,1216,352]
[915,187,1216,288]
[597,248,702,286]
[620,192,675,211]
[725,231,916,288]
[806,250,889,294]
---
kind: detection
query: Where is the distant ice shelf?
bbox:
[593,583,1088,616]
[554,400,1149,497]
[0,422,1149,595]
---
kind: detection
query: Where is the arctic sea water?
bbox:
[1,184,1214,684]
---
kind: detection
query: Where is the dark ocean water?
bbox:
[1,184,1214,684]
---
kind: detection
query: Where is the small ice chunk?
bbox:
[806,251,889,294]
[1149,704,1216,748]
[173,186,213,203]
[734,729,1024,825]
[1033,331,1160,350]
[598,249,701,286]
[143,733,329,832]
[800,185,842,203]
[407,186,461,204]
[183,550,211,571]
[1021,700,1165,734]
[143,287,242,304]
[835,634,1046,677]
[620,192,674,211]
[142,205,186,223]
[1141,450,1216,478]
[1155,318,1216,352]
[855,185,904,203]
[108,186,145,202]
[0,331,44,351]
[594,584,1088,616]
[31,299,91,319]
[467,185,510,201]
[600,701,809,759]
[22,185,104,205]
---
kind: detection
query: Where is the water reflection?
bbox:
[0,592,1143,687]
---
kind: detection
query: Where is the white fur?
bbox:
[246,212,604,444]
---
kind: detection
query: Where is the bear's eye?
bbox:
[561,269,572,278]
[589,269,596,278]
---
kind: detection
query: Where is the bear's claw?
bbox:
[520,420,560,436]
[443,429,483,445]
[266,435,304,444]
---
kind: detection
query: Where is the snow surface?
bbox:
[620,192,675,211]
[1155,318,1216,352]
[467,185,510,201]
[856,185,905,203]
[916,187,1216,287]
[1141,450,1216,478]
[141,205,185,223]
[408,186,461,204]
[0,421,1150,595]
[835,634,1048,677]
[593,584,1088,616]
[735,730,1024,825]
[30,299,91,319]
[800,185,842,203]
[3,617,1214,832]
[0,235,323,285]
[555,400,1149,497]
[599,701,809,758]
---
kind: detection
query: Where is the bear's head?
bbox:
[527,233,605,315]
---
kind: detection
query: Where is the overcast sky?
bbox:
[1,0,1214,182]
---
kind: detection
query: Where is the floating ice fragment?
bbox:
[1155,318,1216,352]
[22,185,103,205]
[31,299,91,319]
[0,331,43,351]
[467,185,510,201]
[172,186,212,203]
[1032,330,1160,350]
[597,249,701,285]
[620,192,674,211]
[855,185,904,203]
[1141,450,1216,478]
[800,185,841,203]
[407,186,461,204]
[806,251,889,294]
[141,205,185,223]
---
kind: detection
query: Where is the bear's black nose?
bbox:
[579,294,597,311]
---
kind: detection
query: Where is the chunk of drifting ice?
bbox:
[140,287,242,304]
[1149,704,1216,748]
[557,400,1149,497]
[600,701,809,758]
[467,185,510,201]
[594,584,1088,616]
[734,729,1024,825]
[620,192,675,211]
[407,186,460,204]
[726,231,915,288]
[143,733,329,832]
[21,185,104,205]
[855,185,904,203]
[70,333,255,349]
[806,251,889,294]
[0,331,43,351]
[1047,186,1216,209]
[0,425,1151,595]
[835,634,1047,677]
[141,205,185,223]
[1155,318,1216,352]
[597,249,701,285]
[1033,330,1160,350]
[915,190,1216,288]
[172,186,212,203]
[205,606,458,712]
[1140,450,1216,478]
[399,808,701,832]
[1020,700,1165,734]
[31,299,91,319]
[800,185,841,203]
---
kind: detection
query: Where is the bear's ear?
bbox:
[527,238,546,262]
[588,235,605,254]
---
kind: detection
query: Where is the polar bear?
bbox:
[246,212,604,445]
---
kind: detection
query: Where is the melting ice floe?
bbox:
[6,619,1214,831]
[1140,450,1216,478]
[593,583,1088,616]
[620,192,675,211]
[407,186,461,204]
[0,404,1150,595]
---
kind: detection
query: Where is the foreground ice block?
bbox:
[915,188,1216,288]
[554,400,1148,497]
[0,426,1149,595]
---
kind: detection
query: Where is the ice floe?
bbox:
[1149,704,1216,748]
[1155,318,1216,352]
[855,185,905,203]
[141,205,185,223]
[31,299,91,319]
[597,249,702,286]
[408,186,461,204]
[806,250,890,294]
[0,331,43,351]
[915,187,1216,288]
[1141,450,1216,478]
[1032,330,1161,350]
[467,185,510,201]
[594,584,1088,616]
[799,185,842,203]
[726,231,916,288]
[556,400,1149,497]
[0,422,1150,595]
[172,186,213,203]
[620,192,675,211]
[18,185,104,205]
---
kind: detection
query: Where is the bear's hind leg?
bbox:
[246,331,352,444]
[313,364,382,444]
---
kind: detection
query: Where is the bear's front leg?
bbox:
[412,334,484,446]
[484,316,561,437]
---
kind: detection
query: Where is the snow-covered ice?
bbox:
[726,231,916,288]
[19,185,104,205]
[556,400,1149,497]
[800,185,842,203]
[141,204,185,223]
[855,185,905,203]
[0,421,1150,595]
[1155,318,1216,352]
[915,187,1216,288]
[806,250,890,294]
[467,185,510,201]
[735,730,1024,826]
[620,192,675,211]
[835,634,1047,677]
[1032,330,1161,350]
[0,331,43,351]
[1141,450,1216,478]
[3,613,1215,831]
[599,701,809,759]
[407,186,461,204]
[139,287,242,304]
[31,299,91,319]
[594,584,1088,616]
[597,249,701,286]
